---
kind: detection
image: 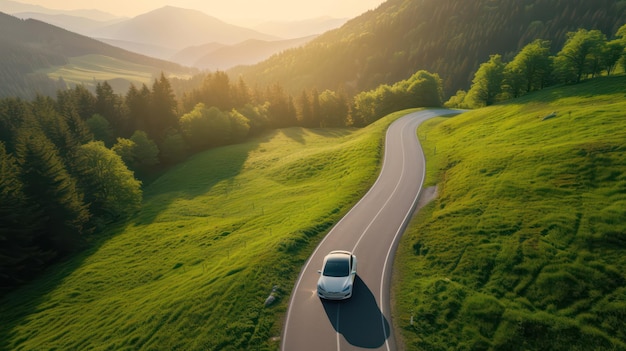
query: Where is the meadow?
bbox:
[394,76,626,350]
[0,111,410,350]
[36,54,189,93]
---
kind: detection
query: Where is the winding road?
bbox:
[281,109,463,351]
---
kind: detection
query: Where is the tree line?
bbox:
[449,25,626,108]
[231,0,626,99]
[0,96,142,290]
[1,67,443,293]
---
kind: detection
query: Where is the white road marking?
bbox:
[282,110,458,351]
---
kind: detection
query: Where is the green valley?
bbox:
[38,54,192,94]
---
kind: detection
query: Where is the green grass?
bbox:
[3,75,625,351]
[394,76,626,350]
[36,54,191,93]
[0,110,414,350]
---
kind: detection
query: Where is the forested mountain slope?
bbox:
[0,12,195,98]
[229,0,626,97]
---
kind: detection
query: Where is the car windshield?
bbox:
[323,257,350,277]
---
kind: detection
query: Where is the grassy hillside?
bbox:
[38,54,191,94]
[0,111,410,350]
[394,76,626,350]
[2,74,624,350]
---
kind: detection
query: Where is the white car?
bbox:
[317,250,357,300]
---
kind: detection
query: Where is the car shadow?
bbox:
[321,276,390,348]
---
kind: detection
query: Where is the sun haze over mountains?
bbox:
[0,0,371,96]
[1,0,387,21]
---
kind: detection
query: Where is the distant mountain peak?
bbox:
[91,5,277,52]
[0,0,120,21]
[135,5,221,21]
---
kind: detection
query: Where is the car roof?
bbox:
[327,250,352,256]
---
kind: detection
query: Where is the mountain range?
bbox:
[1,0,624,100]
[0,11,196,98]
[173,36,317,71]
[1,0,344,67]
[0,0,119,21]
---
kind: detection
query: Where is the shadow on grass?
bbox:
[321,276,390,348]
[279,127,308,144]
[135,127,359,226]
[0,223,127,350]
[134,132,274,226]
[278,127,353,145]
[516,76,626,104]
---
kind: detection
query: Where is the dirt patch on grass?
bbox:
[416,185,438,212]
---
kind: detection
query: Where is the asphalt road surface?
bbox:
[281,109,463,351]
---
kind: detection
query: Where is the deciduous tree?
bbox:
[229,110,251,142]
[504,39,552,96]
[180,103,231,151]
[130,130,159,170]
[467,54,505,107]
[235,103,270,136]
[86,114,115,147]
[555,29,607,83]
[112,137,135,165]
[74,141,142,222]
[602,40,626,76]
[160,131,187,165]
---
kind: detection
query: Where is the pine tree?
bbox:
[31,95,80,158]
[298,90,314,127]
[232,76,251,108]
[0,142,50,290]
[71,85,97,121]
[57,100,93,146]
[15,129,90,255]
[96,82,128,137]
[125,83,151,135]
[0,98,31,151]
[200,71,232,110]
[310,89,321,128]
[150,73,178,142]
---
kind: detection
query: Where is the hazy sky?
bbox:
[15,0,387,21]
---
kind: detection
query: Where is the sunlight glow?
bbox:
[12,0,387,21]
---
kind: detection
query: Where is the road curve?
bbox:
[281,109,463,351]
